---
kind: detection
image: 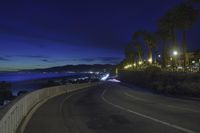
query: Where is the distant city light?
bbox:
[108,79,121,82]
[133,63,136,67]
[89,71,94,74]
[101,74,109,80]
[167,65,171,67]
[177,66,183,69]
[158,54,161,58]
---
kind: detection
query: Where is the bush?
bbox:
[144,66,162,73]
[0,81,11,89]
[119,71,200,97]
[0,89,12,99]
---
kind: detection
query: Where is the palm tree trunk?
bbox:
[182,30,187,69]
[171,29,177,70]
[148,48,153,64]
[162,41,168,68]
[138,53,142,62]
[172,29,177,50]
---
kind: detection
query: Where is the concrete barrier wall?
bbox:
[0,83,94,133]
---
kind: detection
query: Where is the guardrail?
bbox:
[0,83,94,133]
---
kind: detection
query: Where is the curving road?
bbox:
[24,82,200,133]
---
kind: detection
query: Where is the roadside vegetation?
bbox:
[117,0,200,98]
[119,70,200,97]
[0,82,13,105]
[118,0,199,72]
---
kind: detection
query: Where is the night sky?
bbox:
[0,0,199,71]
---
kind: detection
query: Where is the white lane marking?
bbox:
[123,91,199,113]
[123,91,150,102]
[101,89,196,133]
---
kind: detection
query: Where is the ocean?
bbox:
[0,72,85,95]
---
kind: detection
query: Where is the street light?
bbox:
[173,50,178,56]
[172,50,178,71]
[138,61,143,65]
[148,58,152,63]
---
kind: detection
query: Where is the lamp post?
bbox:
[172,50,178,71]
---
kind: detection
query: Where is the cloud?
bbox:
[41,59,50,62]
[79,58,95,62]
[20,55,48,58]
[0,57,10,61]
[78,57,122,64]
[7,55,49,59]
[40,57,122,64]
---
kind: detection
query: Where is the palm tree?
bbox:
[156,25,172,68]
[132,31,156,64]
[132,31,144,41]
[124,43,135,65]
[142,31,156,64]
[133,41,143,64]
[158,11,177,51]
[132,31,145,65]
[173,3,199,68]
[158,9,180,70]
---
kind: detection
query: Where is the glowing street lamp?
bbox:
[138,61,143,65]
[173,50,178,56]
[148,58,152,63]
[124,64,132,69]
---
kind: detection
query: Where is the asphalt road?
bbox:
[24,82,200,133]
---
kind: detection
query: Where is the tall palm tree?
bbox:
[173,3,199,67]
[132,31,156,64]
[158,9,180,70]
[156,25,172,68]
[132,31,144,41]
[158,11,177,51]
[124,43,135,65]
[133,41,143,63]
[142,31,156,64]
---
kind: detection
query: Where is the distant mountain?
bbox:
[24,64,115,72]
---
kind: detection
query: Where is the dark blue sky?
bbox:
[0,0,199,71]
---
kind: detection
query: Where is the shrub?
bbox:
[119,71,200,97]
[144,66,162,73]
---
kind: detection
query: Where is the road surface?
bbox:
[24,82,200,133]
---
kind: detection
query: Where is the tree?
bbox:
[156,25,172,68]
[132,31,156,64]
[133,41,143,64]
[0,82,12,105]
[158,7,181,70]
[142,31,156,64]
[158,11,177,50]
[124,43,135,65]
[173,2,199,67]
